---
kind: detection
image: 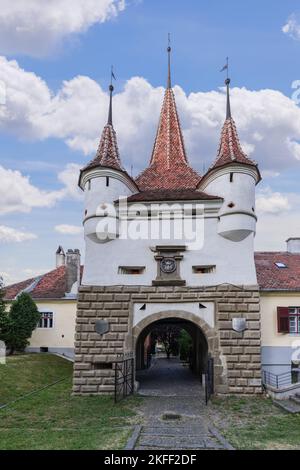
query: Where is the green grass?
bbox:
[0,353,71,405]
[0,354,140,450]
[209,396,300,450]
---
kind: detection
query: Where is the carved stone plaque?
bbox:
[232,318,247,333]
[95,320,109,335]
[160,257,177,274]
[153,245,186,286]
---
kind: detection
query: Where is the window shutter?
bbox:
[277,307,289,333]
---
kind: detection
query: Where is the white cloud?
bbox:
[58,163,82,200]
[0,0,126,57]
[1,56,300,176]
[1,267,49,285]
[256,188,291,215]
[0,163,82,215]
[255,190,300,250]
[0,165,63,214]
[282,14,300,41]
[55,224,83,235]
[256,210,300,251]
[0,225,37,243]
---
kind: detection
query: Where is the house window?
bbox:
[230,172,234,183]
[277,307,300,334]
[106,176,109,187]
[39,312,53,329]
[289,308,300,334]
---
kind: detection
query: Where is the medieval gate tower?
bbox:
[73,47,262,396]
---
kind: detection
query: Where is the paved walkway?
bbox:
[133,357,233,450]
[136,357,204,397]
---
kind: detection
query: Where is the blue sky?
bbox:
[1,0,300,284]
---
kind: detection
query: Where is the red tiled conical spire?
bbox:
[81,83,124,173]
[136,45,200,191]
[209,78,258,171]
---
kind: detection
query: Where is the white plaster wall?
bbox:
[82,209,257,286]
[133,302,215,328]
[204,170,256,216]
[84,175,133,218]
[261,293,300,347]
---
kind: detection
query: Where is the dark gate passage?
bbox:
[135,317,210,398]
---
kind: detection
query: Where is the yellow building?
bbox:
[256,238,300,381]
[4,247,80,359]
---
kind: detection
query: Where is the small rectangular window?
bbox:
[94,362,112,370]
[39,312,54,329]
[106,176,109,187]
[87,180,91,190]
[192,265,216,274]
[118,266,145,275]
[230,173,234,183]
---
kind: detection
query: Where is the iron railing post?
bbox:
[114,362,117,403]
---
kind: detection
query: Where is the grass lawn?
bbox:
[209,396,300,450]
[0,354,140,450]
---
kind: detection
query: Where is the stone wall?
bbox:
[72,284,261,395]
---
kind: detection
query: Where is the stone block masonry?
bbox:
[72,284,261,396]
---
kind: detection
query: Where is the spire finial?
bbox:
[108,66,115,125]
[167,33,171,89]
[222,57,231,119]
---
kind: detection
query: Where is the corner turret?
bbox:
[198,77,261,242]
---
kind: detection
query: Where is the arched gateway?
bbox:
[72,45,262,397]
[134,311,215,371]
[134,312,217,394]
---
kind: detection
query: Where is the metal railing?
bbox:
[262,370,293,390]
[205,357,214,405]
[114,357,134,403]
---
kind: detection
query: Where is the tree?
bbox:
[152,325,181,359]
[178,329,193,362]
[0,276,9,347]
[6,293,40,355]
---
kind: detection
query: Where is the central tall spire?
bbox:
[136,40,200,190]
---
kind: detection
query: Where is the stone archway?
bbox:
[132,310,223,394]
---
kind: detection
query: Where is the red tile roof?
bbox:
[4,266,84,300]
[122,189,222,203]
[255,252,300,291]
[205,117,260,180]
[81,124,124,173]
[136,87,201,190]
[4,277,36,301]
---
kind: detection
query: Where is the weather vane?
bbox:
[110,65,116,87]
[220,57,229,81]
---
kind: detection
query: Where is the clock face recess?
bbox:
[160,257,177,274]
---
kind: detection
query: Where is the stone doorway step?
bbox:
[274,394,300,414]
[133,417,234,450]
